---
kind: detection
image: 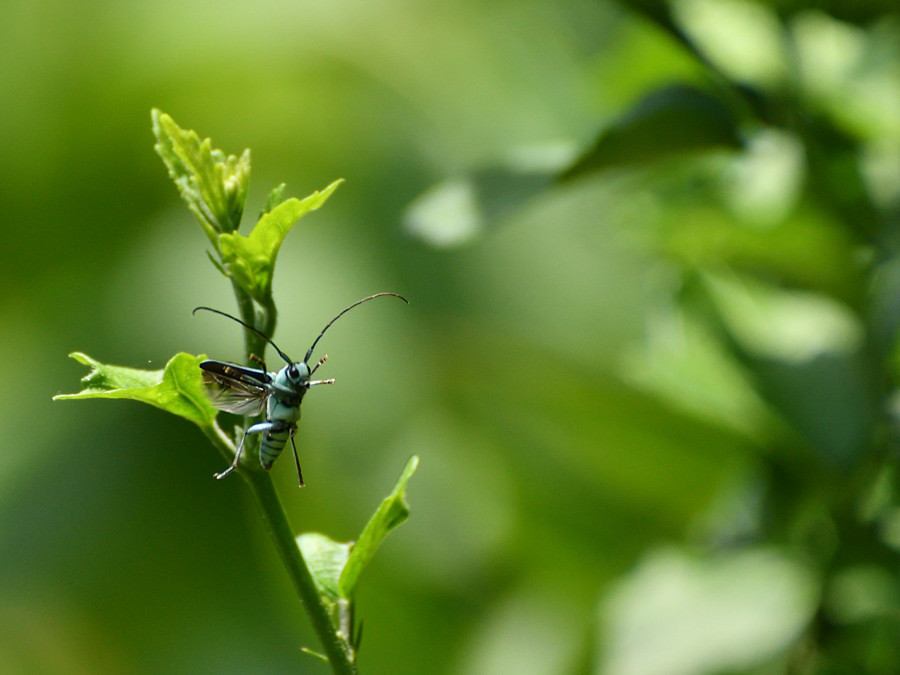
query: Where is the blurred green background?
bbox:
[3,0,900,673]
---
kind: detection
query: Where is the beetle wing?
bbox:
[200,360,270,384]
[200,360,270,416]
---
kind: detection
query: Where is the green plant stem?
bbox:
[224,283,351,670]
[232,283,265,360]
[243,470,356,674]
[201,422,352,671]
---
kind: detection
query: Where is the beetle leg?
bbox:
[215,423,267,479]
[249,353,268,372]
[290,434,305,488]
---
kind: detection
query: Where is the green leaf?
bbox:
[563,84,741,180]
[702,272,873,467]
[404,85,740,247]
[338,456,418,598]
[261,183,288,217]
[600,547,818,674]
[295,457,418,610]
[53,352,218,429]
[218,179,343,302]
[296,532,354,604]
[404,142,576,247]
[151,109,250,245]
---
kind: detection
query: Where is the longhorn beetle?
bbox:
[193,292,407,486]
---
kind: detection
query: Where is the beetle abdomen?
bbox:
[260,423,294,470]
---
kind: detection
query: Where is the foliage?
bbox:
[55,112,415,673]
[53,352,217,429]
[3,1,899,673]
[404,1,900,672]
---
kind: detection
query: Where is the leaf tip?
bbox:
[319,178,344,200]
[67,351,96,367]
[397,455,419,488]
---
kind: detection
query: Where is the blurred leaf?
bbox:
[672,0,788,88]
[404,142,575,247]
[296,532,353,604]
[621,307,777,442]
[611,0,713,73]
[600,547,819,675]
[53,352,217,429]
[661,205,859,301]
[614,0,677,35]
[721,127,804,224]
[563,84,741,180]
[405,85,740,247]
[826,565,900,624]
[702,272,875,466]
[151,109,250,244]
[218,179,343,302]
[703,272,863,363]
[760,0,899,25]
[338,456,418,599]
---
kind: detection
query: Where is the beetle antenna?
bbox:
[304,293,408,363]
[192,306,294,365]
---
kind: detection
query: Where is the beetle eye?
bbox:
[287,364,299,379]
